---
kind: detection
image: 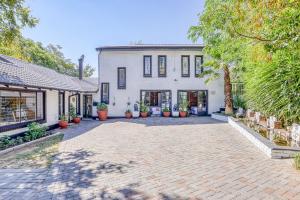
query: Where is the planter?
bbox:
[98,110,108,121]
[72,117,81,124]
[259,116,267,122]
[125,112,132,119]
[163,111,171,117]
[140,112,148,118]
[179,111,187,118]
[250,112,255,117]
[275,121,282,129]
[59,120,68,129]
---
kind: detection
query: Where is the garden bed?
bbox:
[228,117,300,159]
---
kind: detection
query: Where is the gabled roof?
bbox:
[0,54,98,93]
[96,44,205,51]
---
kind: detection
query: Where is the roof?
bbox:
[0,54,98,93]
[96,44,205,51]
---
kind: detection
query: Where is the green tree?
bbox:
[0,0,38,44]
[188,0,243,115]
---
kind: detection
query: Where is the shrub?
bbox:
[69,105,77,118]
[125,109,132,113]
[0,136,13,150]
[137,101,148,113]
[26,122,47,141]
[294,153,300,170]
[179,100,189,112]
[59,115,67,121]
[163,107,170,112]
[97,103,108,111]
[233,95,246,109]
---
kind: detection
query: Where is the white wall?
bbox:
[98,50,225,117]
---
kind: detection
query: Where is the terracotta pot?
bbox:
[179,111,187,117]
[98,110,108,121]
[259,116,267,122]
[163,111,171,117]
[59,120,68,129]
[73,117,81,124]
[125,112,132,119]
[250,112,255,117]
[275,121,282,129]
[140,112,148,118]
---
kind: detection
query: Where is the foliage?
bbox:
[25,122,47,141]
[59,115,67,121]
[163,107,170,112]
[233,95,246,109]
[69,105,77,118]
[97,103,108,111]
[0,135,14,150]
[138,101,149,113]
[179,100,189,112]
[294,153,300,170]
[0,0,38,44]
[125,109,132,113]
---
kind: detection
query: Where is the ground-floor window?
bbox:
[178,90,208,115]
[0,89,45,130]
[101,83,109,104]
[141,90,171,109]
[58,92,65,118]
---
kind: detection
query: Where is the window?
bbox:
[58,92,65,117]
[118,67,126,89]
[0,89,45,130]
[140,90,171,108]
[195,55,204,77]
[181,55,190,77]
[158,55,167,77]
[143,56,152,77]
[101,83,109,104]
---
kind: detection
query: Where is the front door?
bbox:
[178,90,208,116]
[83,95,93,118]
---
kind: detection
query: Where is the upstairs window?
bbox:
[195,55,204,77]
[143,55,152,77]
[101,83,109,104]
[158,55,167,77]
[117,67,126,89]
[181,55,190,77]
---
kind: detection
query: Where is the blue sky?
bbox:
[23,0,204,77]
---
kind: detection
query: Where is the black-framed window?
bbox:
[101,83,109,104]
[118,67,126,89]
[181,55,190,77]
[58,92,65,117]
[143,55,152,77]
[0,88,46,132]
[195,55,204,77]
[158,55,167,77]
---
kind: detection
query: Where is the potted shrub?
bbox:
[125,109,132,119]
[97,103,108,121]
[59,115,68,129]
[70,105,80,124]
[139,102,149,118]
[162,107,171,117]
[179,100,189,118]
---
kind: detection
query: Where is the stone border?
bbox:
[211,113,228,122]
[0,132,63,157]
[228,117,300,159]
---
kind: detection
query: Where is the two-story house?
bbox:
[96,44,225,117]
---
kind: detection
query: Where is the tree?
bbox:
[188,0,243,115]
[0,0,38,44]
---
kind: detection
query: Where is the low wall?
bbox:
[228,117,300,159]
[211,113,228,122]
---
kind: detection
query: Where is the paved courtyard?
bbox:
[1,117,300,199]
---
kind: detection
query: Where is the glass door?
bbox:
[83,95,93,118]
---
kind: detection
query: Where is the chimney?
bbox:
[78,55,84,80]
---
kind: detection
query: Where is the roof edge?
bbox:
[96,44,205,51]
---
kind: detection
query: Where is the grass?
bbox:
[0,134,63,169]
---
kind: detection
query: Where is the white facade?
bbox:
[98,47,225,117]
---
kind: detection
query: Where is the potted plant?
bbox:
[162,107,171,117]
[179,100,189,117]
[125,109,132,119]
[97,103,108,121]
[70,105,80,124]
[59,115,68,129]
[139,102,149,118]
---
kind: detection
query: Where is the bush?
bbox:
[69,105,77,118]
[294,153,300,170]
[97,103,108,111]
[0,136,14,150]
[25,122,47,141]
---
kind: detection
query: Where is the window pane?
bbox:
[118,68,126,89]
[159,56,166,76]
[144,56,151,76]
[102,83,109,104]
[195,56,203,75]
[37,92,44,120]
[0,90,20,126]
[20,92,36,122]
[182,56,189,76]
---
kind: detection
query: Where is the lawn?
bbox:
[0,134,63,169]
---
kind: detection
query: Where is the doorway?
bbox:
[83,95,93,118]
[177,90,208,116]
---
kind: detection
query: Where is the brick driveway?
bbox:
[1,117,300,199]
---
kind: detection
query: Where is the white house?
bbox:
[96,44,225,117]
[0,54,99,136]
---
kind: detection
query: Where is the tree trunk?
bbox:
[224,65,233,115]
